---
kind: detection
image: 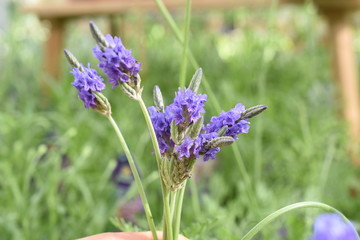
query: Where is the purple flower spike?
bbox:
[70,64,105,108]
[71,64,105,92]
[205,103,250,139]
[93,34,141,88]
[166,88,207,125]
[310,213,359,240]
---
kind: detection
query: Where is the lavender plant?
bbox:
[64,20,359,240]
[64,21,267,240]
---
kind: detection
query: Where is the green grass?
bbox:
[0,4,359,240]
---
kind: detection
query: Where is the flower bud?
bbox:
[89,21,110,50]
[153,85,165,112]
[188,116,204,139]
[239,105,268,120]
[188,68,202,93]
[170,120,181,145]
[64,49,83,71]
[217,125,228,136]
[206,136,234,149]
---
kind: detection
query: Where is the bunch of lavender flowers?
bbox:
[64,22,268,240]
[148,69,267,191]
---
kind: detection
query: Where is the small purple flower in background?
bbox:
[70,64,105,108]
[111,154,133,191]
[111,155,144,223]
[310,213,359,240]
[93,34,141,88]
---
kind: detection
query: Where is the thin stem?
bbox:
[170,191,178,220]
[164,190,173,240]
[107,115,158,240]
[137,97,172,240]
[240,201,359,240]
[179,0,192,87]
[173,181,187,240]
[189,177,201,216]
[231,144,259,214]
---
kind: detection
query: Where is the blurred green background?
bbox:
[1,1,360,239]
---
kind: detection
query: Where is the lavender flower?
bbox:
[70,64,105,108]
[93,34,141,88]
[148,106,172,154]
[310,213,359,240]
[205,103,250,139]
[148,79,266,191]
[166,88,207,125]
[175,136,202,159]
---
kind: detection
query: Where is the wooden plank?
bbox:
[40,18,65,99]
[324,10,360,166]
[23,0,272,18]
[282,0,360,10]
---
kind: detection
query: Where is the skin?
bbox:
[78,231,188,240]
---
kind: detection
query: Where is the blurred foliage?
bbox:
[0,2,359,240]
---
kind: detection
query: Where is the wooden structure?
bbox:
[286,0,360,166]
[23,0,360,166]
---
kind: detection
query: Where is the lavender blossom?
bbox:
[310,214,359,240]
[148,83,266,191]
[148,106,172,154]
[70,65,105,108]
[93,34,141,88]
[175,136,202,159]
[166,88,207,125]
[205,103,250,139]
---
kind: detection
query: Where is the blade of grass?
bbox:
[179,0,192,88]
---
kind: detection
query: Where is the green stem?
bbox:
[231,144,259,214]
[153,0,257,213]
[107,115,158,240]
[179,0,192,87]
[137,97,172,240]
[164,190,173,240]
[173,181,187,240]
[240,201,359,240]
[189,178,201,216]
[170,191,178,220]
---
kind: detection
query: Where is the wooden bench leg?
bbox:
[323,10,360,167]
[42,18,65,96]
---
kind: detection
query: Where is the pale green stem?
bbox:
[153,0,257,213]
[179,0,192,87]
[164,189,173,240]
[240,201,360,240]
[173,181,187,240]
[107,115,158,240]
[189,178,201,216]
[137,97,173,240]
[170,191,178,220]
[232,144,259,214]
